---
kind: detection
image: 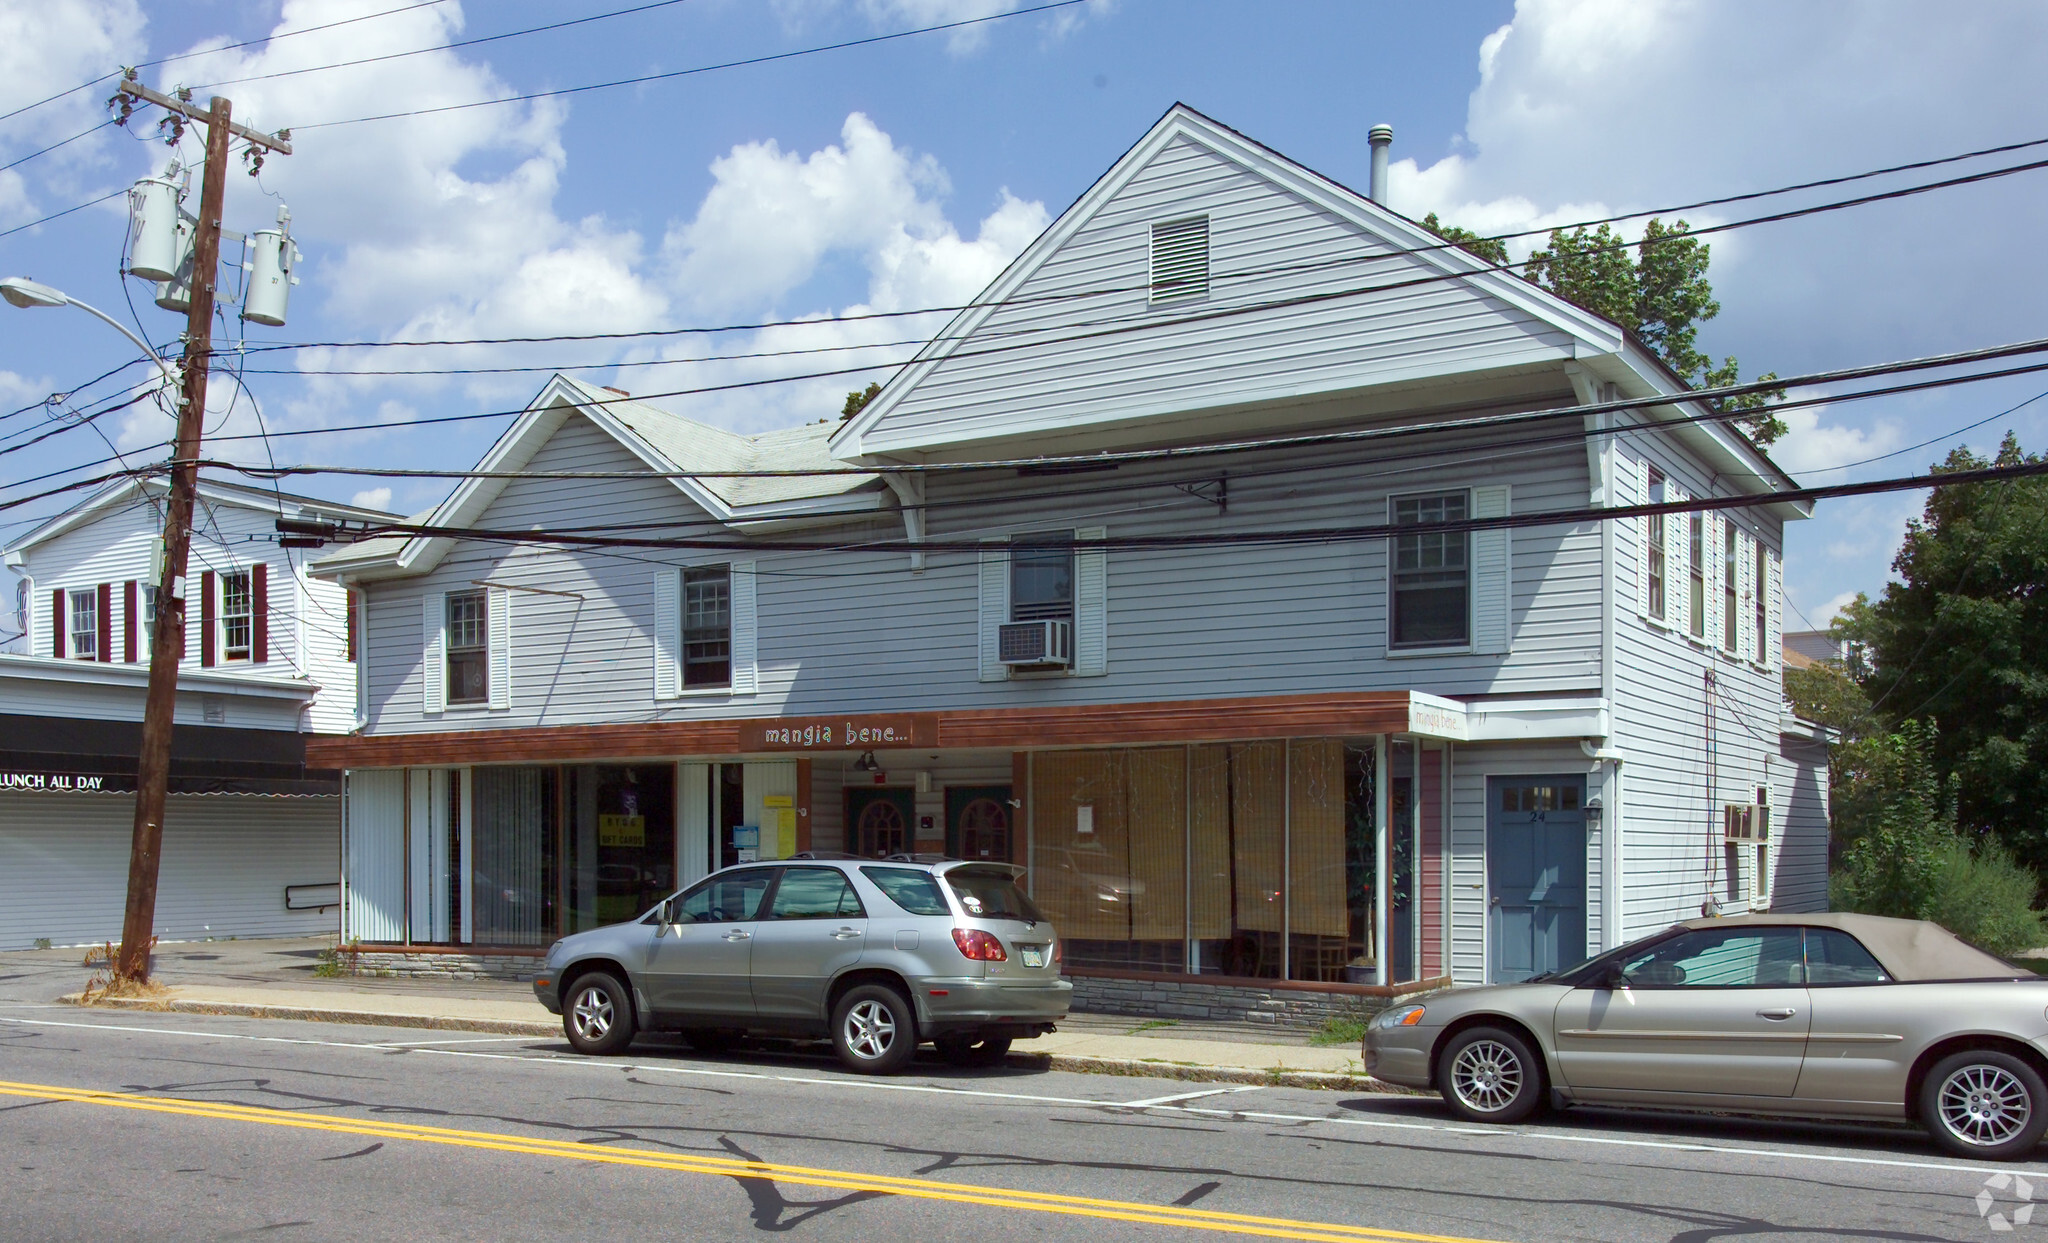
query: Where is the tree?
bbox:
[1837,434,2048,874]
[1525,218,1786,445]
[1419,213,1508,267]
[840,381,882,420]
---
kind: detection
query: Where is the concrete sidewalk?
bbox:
[8,938,1391,1090]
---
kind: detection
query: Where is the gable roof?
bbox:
[3,474,403,562]
[830,103,1629,461]
[313,375,883,581]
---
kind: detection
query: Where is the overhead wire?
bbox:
[0,118,116,175]
[0,187,126,241]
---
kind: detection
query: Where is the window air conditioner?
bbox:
[1723,804,1768,841]
[998,619,1072,667]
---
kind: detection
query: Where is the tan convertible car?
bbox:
[1364,913,2048,1159]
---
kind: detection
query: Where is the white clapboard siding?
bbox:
[0,792,339,950]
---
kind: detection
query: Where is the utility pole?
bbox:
[112,81,291,984]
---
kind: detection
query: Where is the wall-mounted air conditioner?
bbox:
[998,619,1072,667]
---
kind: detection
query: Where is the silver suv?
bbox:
[533,855,1071,1074]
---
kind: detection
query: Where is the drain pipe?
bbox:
[1368,124,1393,203]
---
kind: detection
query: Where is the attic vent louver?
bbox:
[1149,215,1209,304]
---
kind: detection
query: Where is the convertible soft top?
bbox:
[1680,912,2027,982]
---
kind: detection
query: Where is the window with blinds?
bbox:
[1149,215,1210,303]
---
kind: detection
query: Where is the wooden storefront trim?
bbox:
[308,690,1414,770]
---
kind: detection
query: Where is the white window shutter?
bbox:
[652,567,681,700]
[978,539,1008,682]
[422,592,446,715]
[1471,485,1511,655]
[1074,525,1108,677]
[1767,545,1784,672]
[487,586,511,710]
[1629,457,1649,620]
[729,561,757,695]
[1738,529,1756,662]
[1702,513,1719,647]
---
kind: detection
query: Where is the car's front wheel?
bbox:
[831,983,916,1074]
[1921,1049,2048,1160]
[562,971,636,1056]
[1436,1026,1546,1124]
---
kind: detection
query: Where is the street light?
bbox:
[0,276,182,392]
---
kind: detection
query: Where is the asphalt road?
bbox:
[0,997,2036,1243]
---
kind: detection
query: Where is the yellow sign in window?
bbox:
[598,814,645,847]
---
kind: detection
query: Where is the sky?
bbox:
[4,0,2048,639]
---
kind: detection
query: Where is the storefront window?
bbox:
[470,766,556,946]
[566,765,676,933]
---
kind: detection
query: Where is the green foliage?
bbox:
[1782,660,1875,741]
[1524,218,1785,445]
[1924,837,2047,958]
[1310,1015,1370,1047]
[840,381,882,420]
[1838,434,2048,873]
[1419,213,1508,266]
[32,937,52,951]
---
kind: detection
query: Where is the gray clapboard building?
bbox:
[309,106,1828,1012]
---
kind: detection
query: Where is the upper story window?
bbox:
[68,589,98,661]
[683,565,732,688]
[1688,514,1706,641]
[1723,524,1739,654]
[1149,215,1210,304]
[220,571,253,662]
[1753,539,1769,661]
[1010,533,1074,622]
[1391,491,1469,648]
[1645,468,1667,621]
[446,590,488,705]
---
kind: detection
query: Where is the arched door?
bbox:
[946,785,1013,861]
[845,787,914,858]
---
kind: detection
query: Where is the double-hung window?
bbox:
[1010,533,1075,623]
[683,565,732,688]
[220,571,253,662]
[68,590,98,661]
[446,590,488,705]
[1688,515,1706,640]
[1645,469,1667,621]
[1723,525,1739,653]
[1391,491,1469,648]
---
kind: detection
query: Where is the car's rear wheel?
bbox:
[563,972,636,1056]
[831,983,916,1074]
[1436,1026,1545,1124]
[1921,1049,2048,1160]
[935,1034,1012,1068]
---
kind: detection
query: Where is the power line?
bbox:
[316,458,2048,558]
[0,187,125,240]
[224,134,2048,358]
[287,0,1088,132]
[192,0,694,94]
[0,118,115,175]
[0,0,454,129]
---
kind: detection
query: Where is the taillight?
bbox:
[951,928,1007,961]
[1052,939,1062,965]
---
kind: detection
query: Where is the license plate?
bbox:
[1019,946,1046,968]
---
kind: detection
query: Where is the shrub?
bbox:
[1924,837,2046,958]
[32,937,51,951]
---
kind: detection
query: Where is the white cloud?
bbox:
[349,486,392,511]
[1765,402,1903,477]
[634,113,1047,430]
[0,0,147,224]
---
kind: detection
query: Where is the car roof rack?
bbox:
[883,852,959,864]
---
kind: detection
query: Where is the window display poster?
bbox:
[598,814,645,847]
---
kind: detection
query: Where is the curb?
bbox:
[63,995,1400,1092]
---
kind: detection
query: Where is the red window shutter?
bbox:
[96,583,112,662]
[200,570,217,667]
[124,581,139,662]
[252,562,269,664]
[51,588,64,658]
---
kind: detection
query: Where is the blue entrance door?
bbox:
[1487,777,1587,983]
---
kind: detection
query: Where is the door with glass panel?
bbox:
[1487,778,1586,984]
[845,788,914,858]
[945,786,1012,861]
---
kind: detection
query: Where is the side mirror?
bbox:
[656,899,676,931]
[1598,963,1629,990]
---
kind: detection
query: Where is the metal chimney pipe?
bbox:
[1368,123,1393,203]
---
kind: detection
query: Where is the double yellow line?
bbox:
[0,1077,1506,1242]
